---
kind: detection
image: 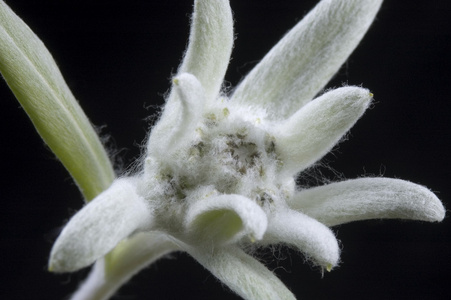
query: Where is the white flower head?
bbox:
[0,0,445,299]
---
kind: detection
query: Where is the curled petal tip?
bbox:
[147,72,206,157]
[185,194,268,245]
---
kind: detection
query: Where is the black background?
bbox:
[1,0,450,299]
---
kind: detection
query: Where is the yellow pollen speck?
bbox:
[249,234,256,243]
[173,78,179,85]
[223,107,230,117]
[369,92,374,97]
[326,263,333,272]
[195,127,204,137]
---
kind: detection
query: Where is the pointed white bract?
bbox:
[187,246,296,300]
[70,232,179,300]
[232,0,383,120]
[49,178,153,272]
[2,0,445,299]
[291,178,446,227]
[274,87,372,175]
[179,0,233,103]
[263,208,340,270]
[146,0,233,157]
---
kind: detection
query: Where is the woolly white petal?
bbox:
[49,178,154,272]
[291,177,446,227]
[263,208,339,270]
[185,194,268,245]
[70,232,179,300]
[231,0,382,120]
[187,246,295,300]
[274,86,372,176]
[0,1,114,200]
[179,0,233,103]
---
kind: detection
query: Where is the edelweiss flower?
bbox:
[0,0,445,300]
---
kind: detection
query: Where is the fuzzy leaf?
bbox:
[0,1,114,200]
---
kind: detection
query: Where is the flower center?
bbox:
[143,106,293,214]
